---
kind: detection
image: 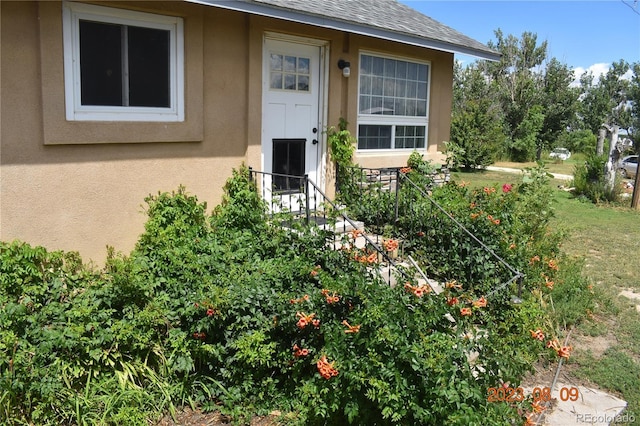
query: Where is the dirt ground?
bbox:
[155,408,282,426]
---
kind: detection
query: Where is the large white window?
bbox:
[63,2,184,122]
[357,53,430,150]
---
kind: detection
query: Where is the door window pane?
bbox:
[270,54,311,92]
[297,57,309,74]
[270,54,283,71]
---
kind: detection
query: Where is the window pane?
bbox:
[128,26,170,107]
[417,100,427,117]
[372,56,384,75]
[372,77,383,96]
[358,125,391,150]
[406,100,416,116]
[79,20,123,106]
[297,75,309,91]
[359,95,371,113]
[417,82,427,99]
[395,126,426,149]
[270,73,283,89]
[361,55,372,75]
[360,75,371,95]
[359,54,429,118]
[284,56,296,72]
[371,96,383,114]
[407,81,417,98]
[407,62,418,80]
[394,98,406,116]
[396,61,407,80]
[383,98,394,115]
[384,58,395,77]
[383,79,395,97]
[297,57,309,74]
[270,54,283,71]
[284,74,296,90]
[418,64,428,81]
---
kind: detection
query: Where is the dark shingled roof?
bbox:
[187,0,499,60]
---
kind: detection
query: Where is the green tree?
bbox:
[556,129,597,154]
[448,62,505,169]
[539,58,580,154]
[485,30,548,161]
[510,104,545,162]
[577,60,632,193]
[578,60,631,135]
[626,63,640,208]
[628,62,640,147]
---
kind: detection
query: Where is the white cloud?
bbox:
[571,63,611,87]
[621,68,634,81]
[571,63,635,87]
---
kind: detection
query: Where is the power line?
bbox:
[621,0,640,16]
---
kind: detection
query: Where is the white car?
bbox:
[549,148,571,161]
[618,155,638,179]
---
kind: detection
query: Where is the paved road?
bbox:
[486,166,573,181]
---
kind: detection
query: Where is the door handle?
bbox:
[312,127,318,134]
[312,139,318,145]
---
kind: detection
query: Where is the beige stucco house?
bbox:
[0,0,498,264]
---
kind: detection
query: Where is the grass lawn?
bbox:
[452,167,640,425]
[494,152,586,176]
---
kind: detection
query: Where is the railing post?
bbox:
[248,166,253,183]
[335,162,340,195]
[304,174,310,225]
[394,168,400,223]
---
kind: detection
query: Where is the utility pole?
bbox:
[632,161,640,209]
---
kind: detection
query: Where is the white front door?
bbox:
[262,37,324,211]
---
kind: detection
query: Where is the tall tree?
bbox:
[626,62,640,209]
[628,62,640,147]
[539,58,580,156]
[578,60,632,193]
[449,62,505,169]
[485,30,548,161]
[578,60,631,136]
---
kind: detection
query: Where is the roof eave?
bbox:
[185,0,501,61]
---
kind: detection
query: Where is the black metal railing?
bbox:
[248,168,411,284]
[336,165,523,300]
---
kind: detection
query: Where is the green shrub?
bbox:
[556,129,596,154]
[448,99,503,169]
[327,118,356,188]
[572,153,622,203]
[0,164,593,425]
[396,164,558,294]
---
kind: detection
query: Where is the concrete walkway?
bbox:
[486,166,573,181]
[523,382,628,425]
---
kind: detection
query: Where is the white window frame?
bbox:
[357,51,430,151]
[62,2,184,122]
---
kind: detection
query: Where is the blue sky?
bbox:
[401,1,640,82]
